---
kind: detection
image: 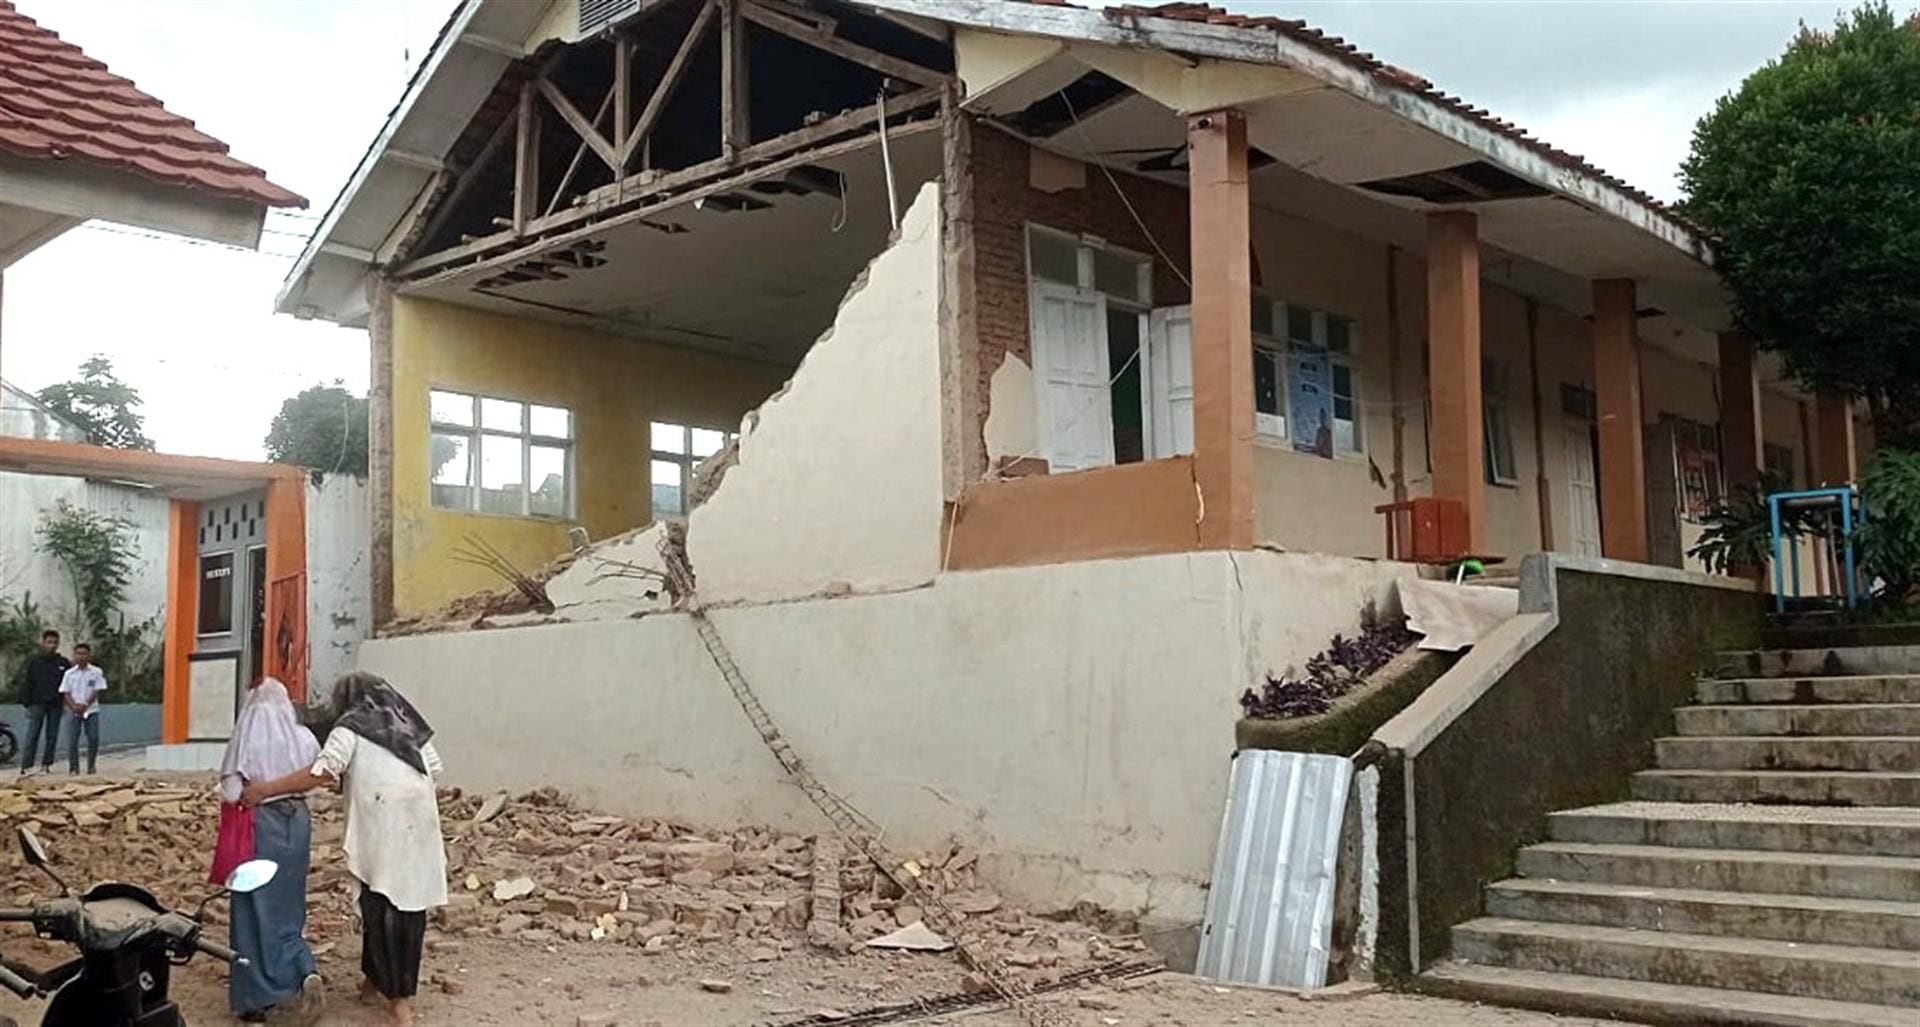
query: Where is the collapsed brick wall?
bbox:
[967,122,1195,413]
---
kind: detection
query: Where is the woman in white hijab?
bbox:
[218,678,324,1024]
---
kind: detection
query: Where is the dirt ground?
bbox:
[0,767,1637,1026]
[0,927,1636,1026]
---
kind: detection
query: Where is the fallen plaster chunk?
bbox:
[492,876,538,902]
[865,920,952,952]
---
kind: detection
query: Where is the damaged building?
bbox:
[274,0,1859,963]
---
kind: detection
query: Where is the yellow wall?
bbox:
[390,297,791,616]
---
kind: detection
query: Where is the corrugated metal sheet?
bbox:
[1197,750,1351,988]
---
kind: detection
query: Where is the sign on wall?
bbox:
[1288,348,1332,458]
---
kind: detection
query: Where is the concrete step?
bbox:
[1549,801,1920,858]
[1423,963,1920,1027]
[1449,917,1920,1007]
[1632,768,1920,806]
[1655,735,1920,772]
[1697,676,1920,705]
[1717,646,1920,679]
[1515,842,1920,901]
[1761,620,1920,653]
[1674,703,1920,737]
[1484,878,1920,949]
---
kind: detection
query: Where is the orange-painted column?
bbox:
[1187,108,1254,549]
[1426,211,1485,554]
[1718,332,1763,492]
[262,471,309,703]
[1814,393,1858,486]
[161,499,198,744]
[1593,279,1648,562]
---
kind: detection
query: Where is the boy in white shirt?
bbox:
[58,643,107,776]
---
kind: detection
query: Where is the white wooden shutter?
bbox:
[1030,282,1114,472]
[1148,305,1194,458]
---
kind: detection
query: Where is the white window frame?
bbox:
[1251,294,1364,459]
[428,389,576,520]
[1024,224,1154,468]
[650,422,737,518]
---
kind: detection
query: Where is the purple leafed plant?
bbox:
[1240,616,1418,719]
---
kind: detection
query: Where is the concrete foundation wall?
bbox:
[359,547,1414,948]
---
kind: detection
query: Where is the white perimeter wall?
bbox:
[359,548,1414,940]
[0,472,168,642]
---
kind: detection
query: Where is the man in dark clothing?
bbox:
[16,630,68,776]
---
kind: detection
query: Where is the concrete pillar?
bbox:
[1815,393,1857,485]
[1187,108,1254,549]
[160,499,198,745]
[1593,279,1647,562]
[366,276,396,627]
[1718,332,1763,491]
[1426,211,1485,554]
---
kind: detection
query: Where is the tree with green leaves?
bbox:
[35,356,154,451]
[263,383,369,478]
[1680,2,1920,449]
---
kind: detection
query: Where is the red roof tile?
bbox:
[1030,1,1684,223]
[0,1,304,208]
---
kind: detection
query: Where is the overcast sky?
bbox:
[1,0,1902,459]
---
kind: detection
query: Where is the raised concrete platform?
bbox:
[142,742,223,772]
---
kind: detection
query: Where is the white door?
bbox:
[1565,422,1602,557]
[1147,305,1194,458]
[1030,282,1114,472]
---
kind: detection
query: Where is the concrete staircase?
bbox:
[1424,636,1920,1026]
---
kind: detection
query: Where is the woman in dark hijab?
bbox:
[243,674,448,1027]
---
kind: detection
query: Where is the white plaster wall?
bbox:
[359,548,1413,940]
[0,472,168,642]
[689,182,945,604]
[307,475,371,693]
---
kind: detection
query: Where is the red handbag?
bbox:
[209,801,255,886]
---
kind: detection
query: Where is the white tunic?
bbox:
[311,727,449,912]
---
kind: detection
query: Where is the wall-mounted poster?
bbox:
[1289,348,1333,458]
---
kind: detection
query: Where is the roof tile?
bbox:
[0,1,304,208]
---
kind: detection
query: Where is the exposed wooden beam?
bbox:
[513,84,540,234]
[380,148,446,173]
[456,34,523,59]
[538,78,620,171]
[378,168,450,265]
[410,109,517,263]
[614,37,632,156]
[547,84,617,218]
[739,0,944,87]
[738,83,940,163]
[720,0,748,158]
[623,0,720,170]
[399,118,940,286]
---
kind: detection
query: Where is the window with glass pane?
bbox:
[651,421,738,519]
[429,390,474,427]
[429,431,473,509]
[1325,316,1353,355]
[479,433,526,514]
[428,389,574,517]
[1093,246,1148,304]
[1286,306,1315,346]
[1331,362,1360,453]
[1483,361,1517,484]
[1254,346,1286,438]
[1028,230,1079,286]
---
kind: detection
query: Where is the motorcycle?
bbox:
[0,825,276,1026]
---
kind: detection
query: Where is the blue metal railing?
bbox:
[1768,486,1866,613]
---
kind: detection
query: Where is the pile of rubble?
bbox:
[0,778,1140,983]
